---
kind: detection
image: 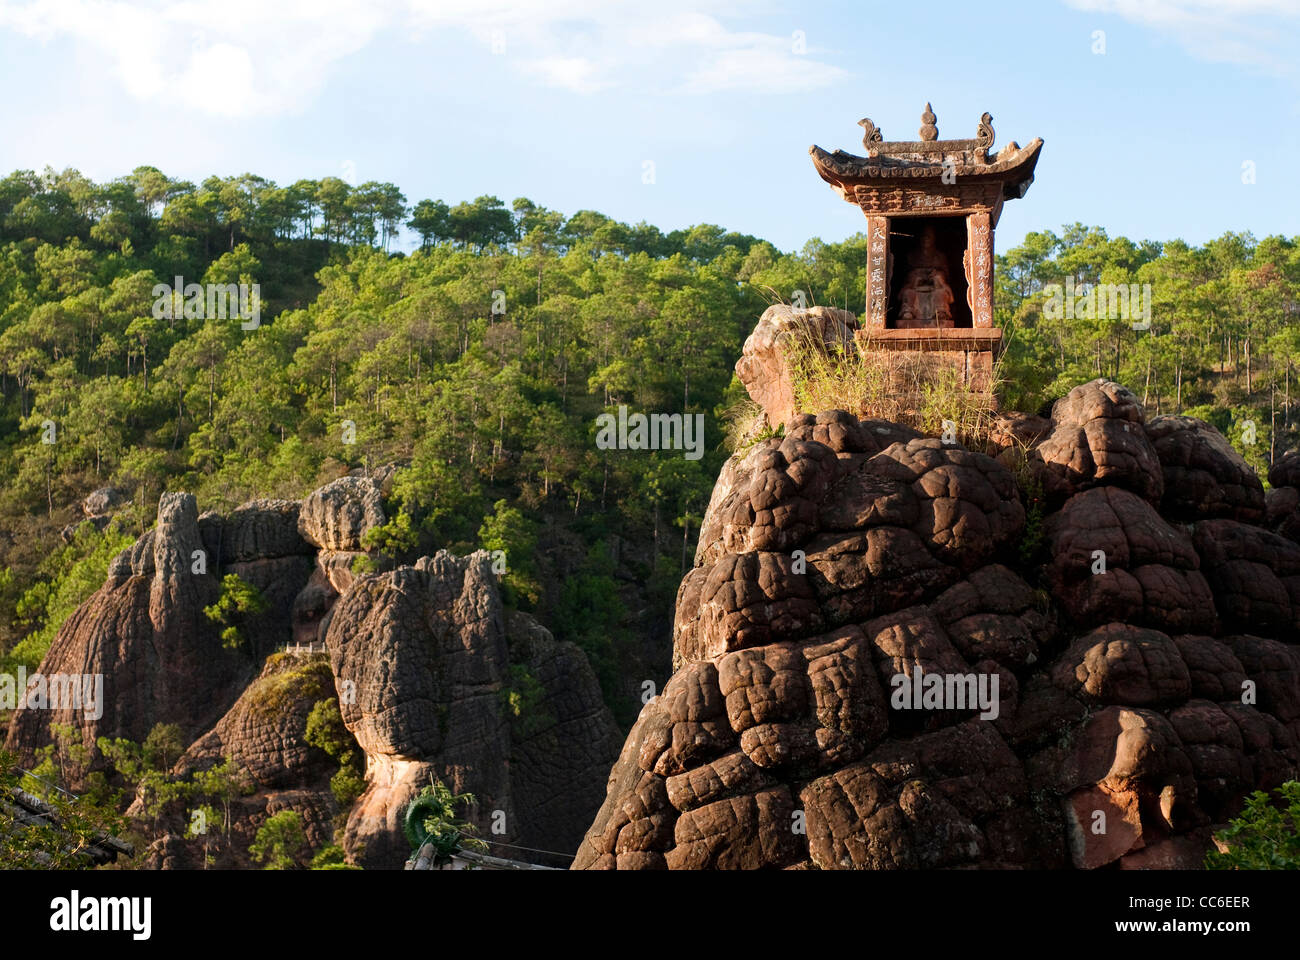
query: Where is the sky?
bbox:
[0,0,1296,254]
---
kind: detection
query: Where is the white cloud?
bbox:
[681,42,848,94]
[1064,0,1300,75]
[0,0,848,117]
[521,57,609,95]
[0,0,391,116]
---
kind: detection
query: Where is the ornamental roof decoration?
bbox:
[810,102,1043,202]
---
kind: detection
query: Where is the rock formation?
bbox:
[136,652,340,869]
[735,304,857,429]
[574,376,1300,870]
[326,551,620,868]
[6,468,619,869]
[7,492,252,753]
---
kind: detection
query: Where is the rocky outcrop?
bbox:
[1266,452,1300,545]
[1145,416,1265,522]
[298,475,385,551]
[6,493,251,760]
[1032,379,1163,505]
[327,552,619,868]
[134,652,343,869]
[83,486,130,518]
[7,470,618,870]
[575,376,1300,870]
[735,304,857,428]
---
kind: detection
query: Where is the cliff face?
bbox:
[5,492,286,755]
[574,378,1300,869]
[325,551,620,868]
[6,471,620,869]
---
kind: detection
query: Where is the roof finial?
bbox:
[858,117,883,151]
[919,102,938,141]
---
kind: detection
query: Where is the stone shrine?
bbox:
[809,103,1042,396]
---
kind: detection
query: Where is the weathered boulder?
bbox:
[1050,624,1191,707]
[1145,416,1265,522]
[298,475,385,551]
[83,486,129,517]
[1193,520,1300,636]
[734,304,857,429]
[1045,487,1216,633]
[989,411,1052,452]
[1033,379,1163,505]
[1265,486,1300,544]
[133,652,344,868]
[326,551,619,868]
[1269,451,1300,490]
[213,499,313,563]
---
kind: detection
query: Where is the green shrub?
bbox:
[250,810,307,870]
[1206,781,1300,870]
[202,573,268,652]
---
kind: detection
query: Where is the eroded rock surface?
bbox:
[6,472,618,871]
[327,552,619,868]
[576,377,1300,870]
[735,304,857,429]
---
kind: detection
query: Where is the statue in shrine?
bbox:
[895,225,954,329]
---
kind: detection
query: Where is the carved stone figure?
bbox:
[895,225,954,328]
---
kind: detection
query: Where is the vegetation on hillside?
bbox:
[0,167,1297,725]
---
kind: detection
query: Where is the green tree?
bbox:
[202,574,268,652]
[249,809,307,869]
[1206,782,1300,870]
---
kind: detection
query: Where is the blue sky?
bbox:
[0,0,1296,253]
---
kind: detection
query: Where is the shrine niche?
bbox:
[810,103,1042,398]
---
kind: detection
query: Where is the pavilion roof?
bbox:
[809,103,1043,201]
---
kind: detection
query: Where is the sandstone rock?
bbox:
[674,551,822,664]
[1117,829,1213,869]
[802,721,1030,869]
[298,475,385,551]
[83,486,128,517]
[1168,701,1251,818]
[580,390,1300,870]
[132,652,344,868]
[932,565,1055,669]
[1193,520,1300,636]
[326,551,618,868]
[1172,635,1248,701]
[1051,624,1191,707]
[1145,415,1265,522]
[1265,486,1300,544]
[1225,634,1300,722]
[216,499,313,562]
[1033,378,1163,505]
[1046,487,1216,633]
[734,304,857,429]
[989,411,1051,452]
[1269,451,1300,490]
[5,493,246,767]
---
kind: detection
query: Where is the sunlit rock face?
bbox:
[574,379,1300,870]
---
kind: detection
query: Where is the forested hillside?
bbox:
[0,165,1296,721]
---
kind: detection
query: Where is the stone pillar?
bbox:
[966,211,993,328]
[866,216,889,330]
